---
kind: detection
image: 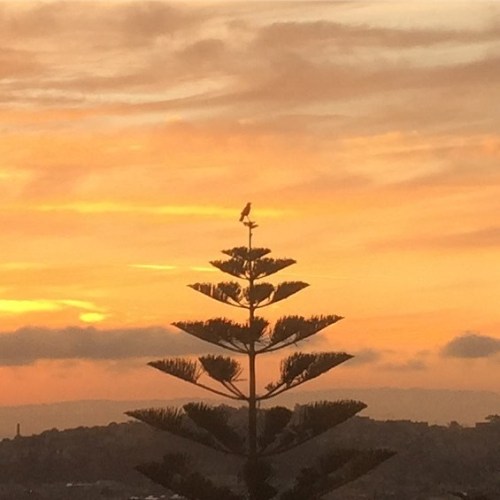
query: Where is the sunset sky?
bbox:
[1,0,499,407]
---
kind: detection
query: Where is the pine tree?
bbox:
[126,205,394,500]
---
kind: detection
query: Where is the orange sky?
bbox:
[0,1,499,406]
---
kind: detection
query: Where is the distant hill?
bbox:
[1,387,498,439]
[279,387,500,425]
[0,416,499,499]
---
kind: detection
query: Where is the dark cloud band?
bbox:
[0,326,208,366]
[441,333,500,359]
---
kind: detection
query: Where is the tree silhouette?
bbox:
[126,206,394,500]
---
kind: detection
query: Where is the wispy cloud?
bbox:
[2,1,499,130]
[254,20,500,50]
[344,348,429,371]
[380,359,428,372]
[23,202,285,218]
[431,226,500,249]
[372,225,500,253]
[0,2,207,46]
[345,348,382,366]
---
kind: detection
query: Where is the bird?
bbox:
[239,202,251,222]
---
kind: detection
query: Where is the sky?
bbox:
[0,0,499,407]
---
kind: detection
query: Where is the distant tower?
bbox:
[15,423,21,438]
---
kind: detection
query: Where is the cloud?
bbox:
[346,348,382,366]
[0,2,205,45]
[175,38,230,74]
[230,54,500,108]
[441,332,500,359]
[254,20,500,50]
[3,1,499,118]
[0,2,212,107]
[0,47,41,78]
[0,2,68,39]
[0,325,209,366]
[343,348,428,371]
[113,1,206,45]
[0,0,498,158]
[380,359,427,371]
[397,156,500,190]
[374,225,500,253]
[433,226,500,249]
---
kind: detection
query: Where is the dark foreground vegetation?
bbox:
[0,414,498,500]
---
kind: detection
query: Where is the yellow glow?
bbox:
[190,266,217,273]
[79,312,107,323]
[0,300,61,314]
[0,299,104,316]
[130,264,178,271]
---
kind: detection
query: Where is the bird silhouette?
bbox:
[239,202,251,222]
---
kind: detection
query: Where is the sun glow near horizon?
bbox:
[0,0,499,406]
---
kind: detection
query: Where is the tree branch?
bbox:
[192,380,245,401]
[257,338,298,354]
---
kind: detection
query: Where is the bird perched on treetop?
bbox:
[239,202,251,222]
